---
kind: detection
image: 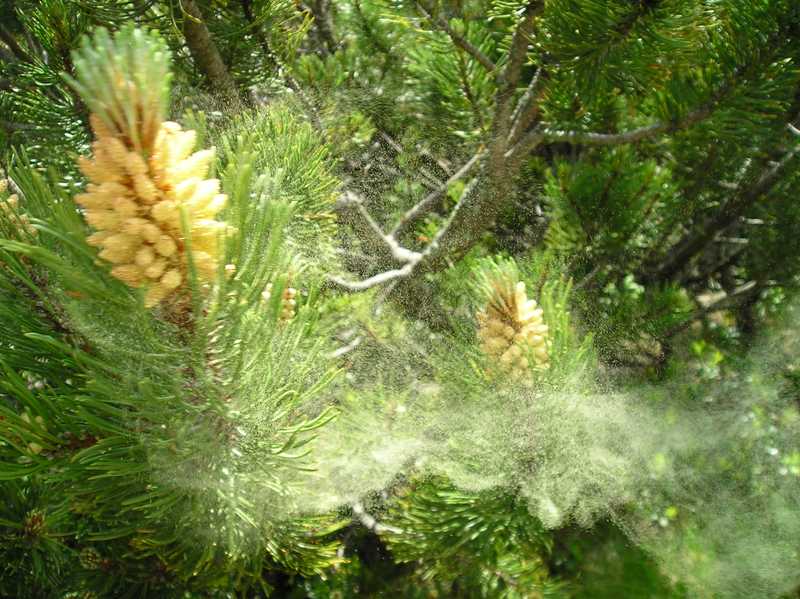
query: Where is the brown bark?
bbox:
[181,0,239,102]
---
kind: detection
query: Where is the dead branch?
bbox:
[391,150,484,238]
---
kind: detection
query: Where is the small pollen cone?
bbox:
[67,25,230,308]
[477,278,550,383]
[76,119,229,307]
[262,282,297,322]
[0,183,37,238]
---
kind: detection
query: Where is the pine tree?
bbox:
[1,1,800,597]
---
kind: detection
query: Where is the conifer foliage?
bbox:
[1,1,800,597]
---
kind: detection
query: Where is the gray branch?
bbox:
[391,150,484,238]
[539,105,714,146]
[648,140,800,284]
[502,2,542,89]
[328,262,419,292]
[338,192,421,264]
[329,193,425,291]
[508,67,543,145]
[352,502,403,534]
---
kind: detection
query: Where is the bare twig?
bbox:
[328,262,419,292]
[508,67,543,145]
[540,105,714,146]
[391,150,484,238]
[417,145,454,177]
[329,193,425,291]
[339,193,421,263]
[330,177,483,292]
[649,140,800,284]
[328,336,363,359]
[403,175,484,271]
[573,262,606,292]
[415,1,498,77]
[379,132,445,188]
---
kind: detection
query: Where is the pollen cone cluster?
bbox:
[65,25,230,308]
[262,282,297,321]
[76,116,228,307]
[0,180,36,238]
[477,278,550,382]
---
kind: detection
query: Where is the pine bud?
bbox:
[79,547,104,570]
[477,278,550,383]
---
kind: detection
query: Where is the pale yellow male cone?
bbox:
[477,279,550,382]
[65,26,229,308]
[76,117,228,307]
[0,188,36,238]
[262,283,298,322]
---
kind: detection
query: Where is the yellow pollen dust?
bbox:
[77,114,229,307]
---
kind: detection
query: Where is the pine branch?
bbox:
[390,150,484,238]
[397,175,486,274]
[509,59,756,160]
[334,4,544,308]
[506,99,717,164]
[378,132,447,189]
[0,24,31,63]
[330,177,485,294]
[538,104,714,146]
[508,67,544,145]
[328,192,425,291]
[352,501,403,534]
[328,261,419,291]
[647,138,800,284]
[415,1,498,77]
[490,1,543,168]
[334,5,545,305]
[503,1,542,90]
[338,192,421,264]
